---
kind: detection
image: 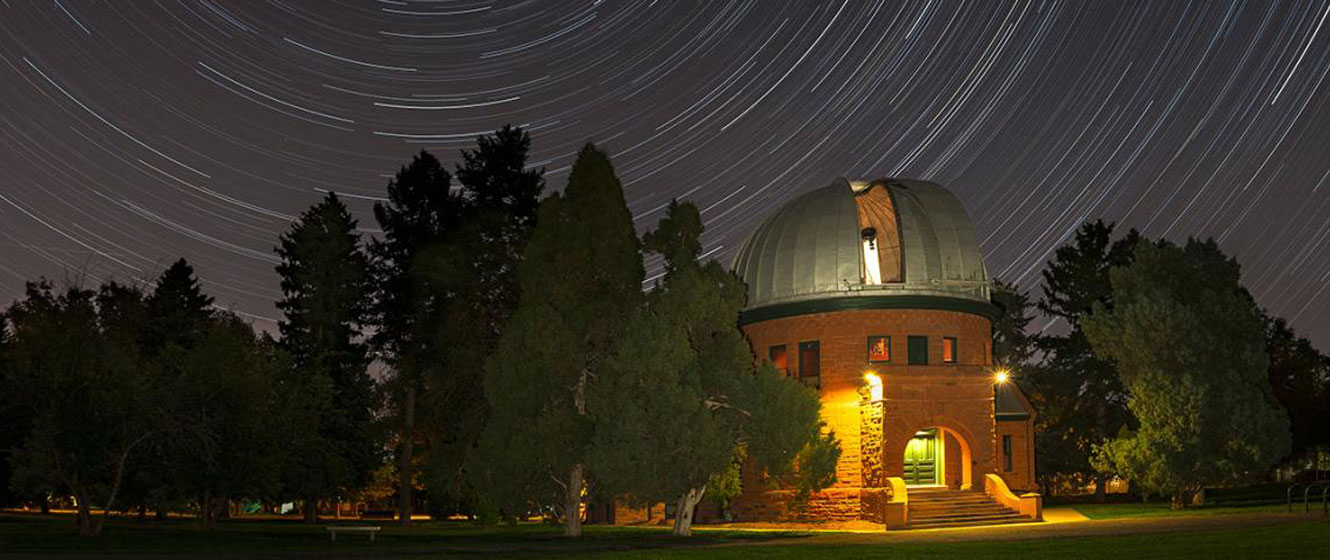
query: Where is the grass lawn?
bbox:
[1,510,1328,558]
[1070,502,1293,520]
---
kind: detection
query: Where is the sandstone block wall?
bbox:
[736,307,1019,521]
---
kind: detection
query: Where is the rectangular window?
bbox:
[798,341,820,383]
[942,337,957,363]
[768,344,788,374]
[867,335,891,363]
[907,336,928,365]
[1002,435,1013,472]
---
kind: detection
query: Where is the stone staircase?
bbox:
[906,487,1035,529]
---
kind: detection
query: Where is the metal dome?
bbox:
[733,178,992,318]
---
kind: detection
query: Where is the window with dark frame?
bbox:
[907,335,928,365]
[942,337,957,363]
[868,335,891,362]
[1002,434,1013,472]
[769,344,788,375]
[798,341,821,381]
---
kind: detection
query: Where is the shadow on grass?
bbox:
[0,512,811,557]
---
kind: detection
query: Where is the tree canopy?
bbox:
[275,192,377,522]
[473,144,643,537]
[1084,238,1290,508]
[1026,221,1138,496]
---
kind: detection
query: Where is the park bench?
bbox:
[326,525,381,542]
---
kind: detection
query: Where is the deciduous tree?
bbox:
[3,281,156,536]
[1084,239,1290,508]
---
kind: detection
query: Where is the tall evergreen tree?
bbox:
[990,278,1038,374]
[139,260,278,528]
[118,259,218,520]
[589,201,839,536]
[413,126,545,514]
[276,192,377,523]
[1262,313,1330,469]
[371,150,462,525]
[1027,220,1138,497]
[144,258,215,352]
[1085,238,1289,508]
[473,144,642,537]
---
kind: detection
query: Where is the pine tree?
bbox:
[276,192,376,523]
[1262,313,1330,469]
[1084,238,1289,508]
[990,279,1038,373]
[1028,221,1138,497]
[144,258,214,352]
[371,150,462,525]
[589,201,839,536]
[473,144,642,537]
[412,126,545,514]
[134,259,218,518]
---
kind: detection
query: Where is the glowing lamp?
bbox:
[994,368,1010,385]
[864,371,883,401]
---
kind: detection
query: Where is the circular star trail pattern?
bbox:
[2,1,1329,344]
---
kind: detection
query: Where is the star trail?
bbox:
[1,1,1329,344]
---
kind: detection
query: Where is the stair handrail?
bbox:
[983,473,1042,520]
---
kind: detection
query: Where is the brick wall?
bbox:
[734,307,1014,520]
[997,418,1036,492]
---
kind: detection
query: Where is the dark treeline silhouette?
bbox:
[0,126,837,538]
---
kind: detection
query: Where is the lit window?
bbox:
[868,335,890,362]
[798,341,820,382]
[769,345,788,375]
[943,337,957,364]
[907,336,928,365]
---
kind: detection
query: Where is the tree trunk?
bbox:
[136,505,147,524]
[76,492,95,537]
[671,486,707,537]
[1170,488,1195,510]
[40,498,50,515]
[563,464,583,537]
[209,497,228,529]
[200,492,212,529]
[397,384,417,526]
[1095,401,1108,503]
[303,498,319,524]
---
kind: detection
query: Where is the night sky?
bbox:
[2,1,1328,346]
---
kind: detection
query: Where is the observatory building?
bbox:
[728,177,1039,527]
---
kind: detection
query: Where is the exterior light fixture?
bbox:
[864,371,883,401]
[994,368,1010,385]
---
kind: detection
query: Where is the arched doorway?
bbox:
[901,426,973,489]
